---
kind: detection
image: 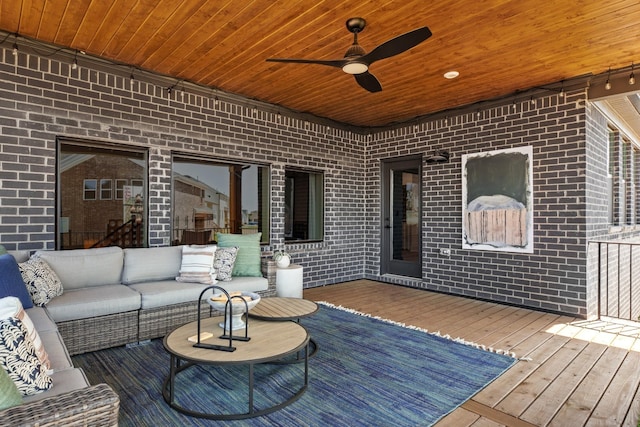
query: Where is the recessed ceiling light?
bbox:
[444,70,459,79]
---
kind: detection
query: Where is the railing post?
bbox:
[630,245,633,320]
[597,242,602,319]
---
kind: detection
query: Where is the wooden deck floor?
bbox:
[303,280,640,427]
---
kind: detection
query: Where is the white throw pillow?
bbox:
[175,245,217,284]
[19,257,63,306]
[0,297,51,373]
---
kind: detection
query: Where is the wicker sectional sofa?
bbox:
[0,244,275,426]
[33,245,276,355]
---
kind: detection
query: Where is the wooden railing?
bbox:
[60,219,143,249]
[89,219,143,249]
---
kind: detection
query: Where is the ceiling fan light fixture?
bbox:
[342,62,368,74]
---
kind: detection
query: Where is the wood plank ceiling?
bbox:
[1,0,640,128]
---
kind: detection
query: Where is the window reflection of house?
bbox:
[172,173,229,244]
[58,144,147,249]
[171,158,270,243]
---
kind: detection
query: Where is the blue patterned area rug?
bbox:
[73,302,517,426]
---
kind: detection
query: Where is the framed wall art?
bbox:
[461,146,534,253]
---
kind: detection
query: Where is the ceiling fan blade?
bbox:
[361,26,432,64]
[355,72,382,92]
[266,58,345,68]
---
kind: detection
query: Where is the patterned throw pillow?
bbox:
[175,245,217,284]
[0,317,52,396]
[213,247,238,281]
[19,257,63,306]
[0,297,51,373]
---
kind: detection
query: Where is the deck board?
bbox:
[303,280,640,426]
[586,350,640,426]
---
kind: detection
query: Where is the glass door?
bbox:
[381,157,422,278]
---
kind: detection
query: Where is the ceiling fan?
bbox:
[266,17,432,93]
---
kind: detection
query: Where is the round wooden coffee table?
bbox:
[249,297,319,321]
[163,316,309,420]
[249,297,319,360]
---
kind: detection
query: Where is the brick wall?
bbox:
[0,47,366,287]
[367,94,596,316]
[3,46,640,317]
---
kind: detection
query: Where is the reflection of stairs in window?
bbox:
[87,219,143,248]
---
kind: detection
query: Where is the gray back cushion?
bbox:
[122,246,183,284]
[34,247,123,290]
[8,250,30,263]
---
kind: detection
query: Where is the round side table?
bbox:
[275,264,303,298]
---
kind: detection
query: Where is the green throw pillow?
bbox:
[0,366,22,410]
[0,245,7,256]
[216,233,262,277]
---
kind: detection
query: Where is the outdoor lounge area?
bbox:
[3,1,640,426]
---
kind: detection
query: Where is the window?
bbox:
[284,169,324,241]
[83,179,97,200]
[115,179,127,200]
[58,140,147,249]
[607,127,640,227]
[100,179,113,200]
[172,156,270,245]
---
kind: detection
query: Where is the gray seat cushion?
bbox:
[22,368,89,403]
[129,277,268,310]
[39,330,73,372]
[224,276,269,293]
[46,285,141,322]
[128,280,214,309]
[25,307,57,333]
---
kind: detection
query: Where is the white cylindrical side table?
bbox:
[275,264,303,298]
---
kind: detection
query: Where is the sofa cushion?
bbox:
[0,297,50,372]
[45,285,141,323]
[223,276,269,293]
[216,233,263,277]
[130,276,268,310]
[0,317,52,396]
[34,247,123,290]
[22,368,89,404]
[7,250,30,263]
[24,307,57,333]
[128,280,215,310]
[39,330,72,372]
[213,246,238,281]
[175,245,217,284]
[0,364,21,410]
[122,246,183,284]
[0,254,33,309]
[19,257,63,306]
